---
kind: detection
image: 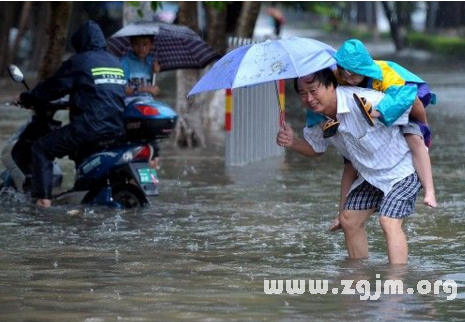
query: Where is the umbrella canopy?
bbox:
[107,21,220,71]
[188,37,337,96]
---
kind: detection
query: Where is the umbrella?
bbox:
[188,37,337,96]
[107,21,220,72]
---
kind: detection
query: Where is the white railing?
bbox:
[225,37,284,167]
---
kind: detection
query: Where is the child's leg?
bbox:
[404,134,437,207]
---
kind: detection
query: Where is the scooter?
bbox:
[0,65,178,208]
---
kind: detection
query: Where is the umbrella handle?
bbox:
[152,73,157,86]
[275,81,285,128]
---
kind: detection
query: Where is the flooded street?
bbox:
[1,50,464,321]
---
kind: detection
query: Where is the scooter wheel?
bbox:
[112,184,148,208]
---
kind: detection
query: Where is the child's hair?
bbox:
[129,34,154,44]
[293,68,338,93]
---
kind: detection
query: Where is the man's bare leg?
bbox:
[379,216,408,264]
[339,209,375,259]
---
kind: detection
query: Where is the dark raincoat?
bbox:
[20,20,126,135]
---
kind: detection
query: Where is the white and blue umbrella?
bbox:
[188,37,337,96]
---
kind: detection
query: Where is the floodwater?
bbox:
[1,52,464,321]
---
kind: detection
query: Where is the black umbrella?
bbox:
[107,21,220,71]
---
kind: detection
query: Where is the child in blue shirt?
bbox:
[121,35,161,97]
[121,35,161,169]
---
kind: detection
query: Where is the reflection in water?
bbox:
[1,56,465,321]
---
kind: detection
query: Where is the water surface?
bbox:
[0,52,464,321]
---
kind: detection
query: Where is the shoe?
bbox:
[323,119,340,138]
[353,93,375,126]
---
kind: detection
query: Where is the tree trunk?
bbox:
[174,2,205,148]
[29,3,50,73]
[38,2,72,80]
[395,2,413,30]
[226,2,243,36]
[356,2,368,25]
[381,1,405,51]
[370,2,379,40]
[9,2,32,66]
[435,1,464,28]
[0,2,18,76]
[425,1,439,32]
[235,2,261,38]
[205,3,227,56]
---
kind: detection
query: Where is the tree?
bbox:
[381,1,406,50]
[174,2,204,148]
[435,2,465,29]
[173,1,262,148]
[381,1,421,50]
[29,3,51,73]
[8,2,32,70]
[425,1,439,32]
[235,2,261,38]
[38,2,72,80]
[0,2,18,76]
[204,2,227,56]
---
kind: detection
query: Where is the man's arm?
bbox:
[20,63,74,107]
[339,161,358,213]
[276,122,323,157]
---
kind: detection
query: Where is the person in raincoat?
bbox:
[304,39,437,230]
[19,20,127,208]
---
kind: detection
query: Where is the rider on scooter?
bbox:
[19,20,127,208]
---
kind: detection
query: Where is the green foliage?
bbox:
[293,1,347,17]
[205,1,227,11]
[128,1,163,18]
[150,2,161,12]
[407,32,465,56]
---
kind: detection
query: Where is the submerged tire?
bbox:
[112,184,148,208]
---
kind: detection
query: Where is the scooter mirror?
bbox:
[8,65,24,83]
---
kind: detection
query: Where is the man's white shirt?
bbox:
[303,86,415,195]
